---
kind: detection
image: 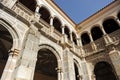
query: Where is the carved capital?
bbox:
[55,67,62,73]
[9,49,19,56]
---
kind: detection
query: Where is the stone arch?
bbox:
[91,26,103,40]
[53,17,62,33]
[19,0,36,12]
[74,59,81,80]
[34,44,61,80]
[39,6,51,24]
[103,18,120,34]
[38,44,61,61]
[81,32,91,45]
[64,26,70,40]
[94,61,117,80]
[0,18,19,50]
[0,19,19,78]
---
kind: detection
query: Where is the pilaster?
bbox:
[109,49,120,79]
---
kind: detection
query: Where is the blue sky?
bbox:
[54,0,114,24]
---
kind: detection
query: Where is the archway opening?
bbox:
[72,32,77,45]
[39,7,50,24]
[53,17,62,33]
[103,19,120,34]
[94,61,117,80]
[91,26,103,40]
[81,33,90,45]
[118,12,120,21]
[19,0,36,12]
[0,25,13,78]
[64,26,70,40]
[34,48,58,80]
[74,63,79,80]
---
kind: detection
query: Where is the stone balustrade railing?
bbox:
[12,2,34,22]
[83,29,120,57]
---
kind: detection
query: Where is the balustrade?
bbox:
[12,2,34,21]
[83,29,120,57]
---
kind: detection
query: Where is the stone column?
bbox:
[1,49,19,80]
[50,16,54,26]
[91,74,96,80]
[88,33,97,51]
[56,67,63,80]
[77,75,83,80]
[49,16,54,35]
[79,37,83,47]
[35,5,41,20]
[15,33,39,80]
[70,32,73,42]
[109,48,120,79]
[61,26,65,35]
[100,26,113,45]
[116,18,120,26]
[79,37,85,56]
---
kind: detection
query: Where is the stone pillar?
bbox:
[77,37,84,56]
[75,37,79,46]
[50,16,54,26]
[63,48,75,80]
[109,48,120,79]
[116,18,120,26]
[61,26,65,35]
[100,26,113,45]
[77,75,83,80]
[91,74,96,80]
[15,33,39,80]
[49,16,54,35]
[79,37,83,47]
[81,59,90,80]
[88,33,97,51]
[35,5,41,20]
[56,67,63,80]
[70,32,73,42]
[1,49,19,80]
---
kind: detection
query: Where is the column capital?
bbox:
[49,16,55,19]
[9,49,20,56]
[60,25,65,28]
[55,67,62,73]
[77,75,83,79]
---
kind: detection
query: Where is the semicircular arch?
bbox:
[0,18,19,49]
